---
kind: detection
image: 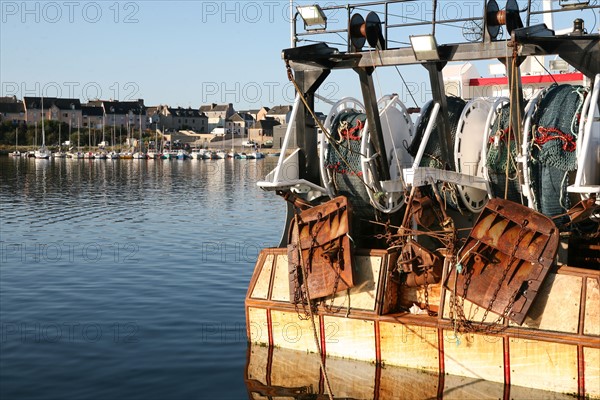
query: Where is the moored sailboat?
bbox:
[34,98,51,159]
[10,128,21,157]
[53,123,66,158]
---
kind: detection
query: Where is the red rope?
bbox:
[488,127,511,144]
[339,120,363,141]
[534,126,576,152]
[327,162,362,176]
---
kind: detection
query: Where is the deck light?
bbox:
[549,59,569,72]
[297,5,327,30]
[409,34,440,61]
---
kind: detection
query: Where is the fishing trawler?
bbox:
[245,1,600,398]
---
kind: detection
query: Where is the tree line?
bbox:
[0,121,155,148]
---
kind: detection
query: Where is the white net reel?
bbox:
[360,94,414,213]
[454,98,494,213]
[319,97,366,199]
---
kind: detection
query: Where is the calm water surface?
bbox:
[0,157,579,400]
[0,156,285,400]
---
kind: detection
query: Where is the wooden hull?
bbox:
[245,344,586,399]
[246,248,600,398]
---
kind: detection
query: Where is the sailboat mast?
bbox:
[41,97,45,147]
[139,111,143,153]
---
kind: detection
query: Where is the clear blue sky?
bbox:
[1,1,596,111]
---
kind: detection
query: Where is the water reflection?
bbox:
[245,344,576,400]
[0,156,284,400]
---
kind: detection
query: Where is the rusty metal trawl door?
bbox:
[288,196,355,301]
[445,198,559,325]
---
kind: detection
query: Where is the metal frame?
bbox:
[282,1,599,198]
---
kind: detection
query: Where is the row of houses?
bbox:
[0,96,294,142]
[0,96,148,131]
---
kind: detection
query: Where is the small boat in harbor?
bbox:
[176,149,189,160]
[34,98,51,159]
[189,148,205,160]
[94,151,108,160]
[66,149,84,159]
[10,128,21,157]
[161,150,176,160]
[146,151,159,160]
[201,150,216,160]
[53,122,67,158]
[246,2,600,399]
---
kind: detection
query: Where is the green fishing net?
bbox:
[324,109,374,221]
[486,102,522,203]
[408,96,467,209]
[530,84,587,222]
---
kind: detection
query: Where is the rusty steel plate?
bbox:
[288,196,354,300]
[445,198,559,325]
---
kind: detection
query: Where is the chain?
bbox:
[291,213,312,321]
[292,212,335,400]
[452,221,530,333]
[324,238,345,313]
[285,60,375,193]
[422,268,437,317]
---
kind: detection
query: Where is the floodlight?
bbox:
[297,5,327,30]
[409,34,440,61]
[549,59,569,72]
[488,63,506,75]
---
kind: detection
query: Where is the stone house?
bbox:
[248,117,280,144]
[266,105,292,125]
[200,103,235,132]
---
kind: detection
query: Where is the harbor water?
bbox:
[0,156,285,399]
[0,156,581,400]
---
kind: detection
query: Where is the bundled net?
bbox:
[530,84,587,223]
[324,109,374,221]
[407,96,466,209]
[485,103,523,203]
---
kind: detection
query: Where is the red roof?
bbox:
[469,72,584,86]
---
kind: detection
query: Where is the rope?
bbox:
[286,60,375,194]
[293,213,335,400]
[534,126,577,152]
[370,50,407,190]
[338,118,363,142]
[529,84,587,220]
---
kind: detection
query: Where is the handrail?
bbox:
[292,0,600,50]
